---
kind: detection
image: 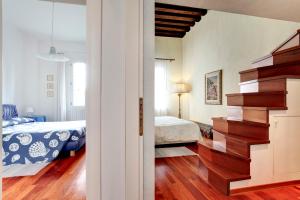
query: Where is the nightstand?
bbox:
[25,115,47,122]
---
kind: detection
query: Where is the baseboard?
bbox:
[230,180,300,195]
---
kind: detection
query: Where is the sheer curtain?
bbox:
[155,60,168,116]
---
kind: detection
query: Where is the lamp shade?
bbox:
[25,107,34,115]
[173,83,191,93]
[37,47,70,62]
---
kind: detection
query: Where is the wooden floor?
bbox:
[155,144,300,200]
[3,148,86,200]
[3,145,300,200]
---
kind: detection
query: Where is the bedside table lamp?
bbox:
[173,83,191,118]
[25,107,34,117]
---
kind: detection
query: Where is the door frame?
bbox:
[0,0,3,199]
[143,0,155,199]
[0,0,154,199]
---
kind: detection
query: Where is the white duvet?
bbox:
[155,116,201,145]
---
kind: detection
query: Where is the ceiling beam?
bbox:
[156,24,190,32]
[155,11,201,22]
[155,14,196,22]
[156,26,187,32]
[155,31,186,38]
[156,7,203,17]
[156,3,207,16]
[155,3,207,38]
[155,20,195,27]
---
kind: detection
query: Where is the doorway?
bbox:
[2,0,87,199]
[0,0,151,199]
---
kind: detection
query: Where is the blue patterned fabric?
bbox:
[3,118,35,128]
[12,117,35,124]
[2,120,15,128]
[2,104,18,120]
[2,120,86,166]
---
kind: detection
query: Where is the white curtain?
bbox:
[155,60,168,116]
[57,62,67,121]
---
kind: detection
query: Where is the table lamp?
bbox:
[25,107,35,116]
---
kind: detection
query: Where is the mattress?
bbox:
[155,116,201,145]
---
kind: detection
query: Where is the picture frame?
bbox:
[47,83,54,89]
[47,74,54,81]
[47,91,54,98]
[205,69,222,105]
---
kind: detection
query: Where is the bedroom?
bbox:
[154,2,300,199]
[2,0,86,199]
[1,0,300,200]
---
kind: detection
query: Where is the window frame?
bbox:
[70,62,87,107]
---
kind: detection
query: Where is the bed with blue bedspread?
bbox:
[2,104,86,166]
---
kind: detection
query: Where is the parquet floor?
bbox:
[3,148,86,200]
[155,144,300,200]
[3,145,300,200]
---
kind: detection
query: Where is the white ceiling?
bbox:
[4,0,86,42]
[5,0,299,42]
[156,0,300,23]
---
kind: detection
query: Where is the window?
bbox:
[155,60,168,115]
[72,62,86,106]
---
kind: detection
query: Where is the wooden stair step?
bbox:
[198,155,251,195]
[226,91,287,107]
[213,117,269,140]
[198,137,248,160]
[213,130,270,158]
[273,46,300,65]
[202,31,300,196]
[239,60,300,82]
[240,77,287,93]
[224,132,270,145]
[198,138,250,174]
[227,106,287,124]
[252,30,300,67]
[227,106,276,124]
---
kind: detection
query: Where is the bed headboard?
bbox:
[2,104,19,120]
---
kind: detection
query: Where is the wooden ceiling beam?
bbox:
[155,14,195,22]
[155,31,186,38]
[156,7,203,17]
[156,26,187,32]
[155,3,207,38]
[155,20,195,27]
[155,3,207,16]
[156,24,190,32]
[155,11,201,22]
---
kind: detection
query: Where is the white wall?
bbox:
[155,36,189,119]
[2,24,86,121]
[182,10,300,124]
[38,40,86,121]
[2,23,26,108]
[2,25,41,114]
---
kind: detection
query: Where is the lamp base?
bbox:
[178,93,182,119]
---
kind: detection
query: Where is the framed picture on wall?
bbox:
[205,69,222,105]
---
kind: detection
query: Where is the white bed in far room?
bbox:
[155,116,201,145]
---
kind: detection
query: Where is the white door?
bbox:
[86,0,145,199]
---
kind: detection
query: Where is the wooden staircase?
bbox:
[197,29,300,195]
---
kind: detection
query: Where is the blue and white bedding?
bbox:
[2,120,86,166]
[3,117,35,128]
